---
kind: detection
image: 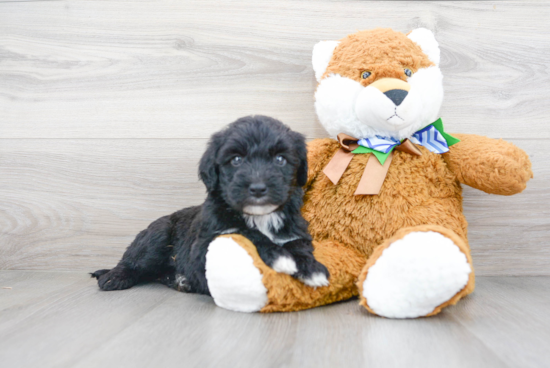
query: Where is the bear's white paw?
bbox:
[363,231,471,319]
[205,237,268,313]
[301,272,329,287]
[272,256,298,275]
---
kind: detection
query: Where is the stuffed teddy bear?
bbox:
[203,28,533,318]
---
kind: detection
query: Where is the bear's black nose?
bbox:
[384,89,408,106]
[249,182,268,197]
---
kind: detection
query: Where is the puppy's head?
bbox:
[199,115,307,215]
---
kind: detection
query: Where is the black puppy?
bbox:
[91,116,330,295]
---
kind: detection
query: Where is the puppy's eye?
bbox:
[231,156,243,167]
[361,71,371,79]
[404,68,413,77]
[274,155,286,166]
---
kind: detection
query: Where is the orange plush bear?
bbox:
[203,28,533,318]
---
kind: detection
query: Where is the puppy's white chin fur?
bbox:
[243,205,279,216]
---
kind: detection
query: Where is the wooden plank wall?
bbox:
[1,0,549,274]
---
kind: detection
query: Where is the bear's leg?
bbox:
[204,234,366,313]
[357,225,475,318]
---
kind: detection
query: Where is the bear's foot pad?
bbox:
[205,237,268,313]
[363,231,471,318]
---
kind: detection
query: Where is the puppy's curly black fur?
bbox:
[91,116,329,295]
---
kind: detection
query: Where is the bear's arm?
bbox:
[305,138,341,188]
[442,133,533,195]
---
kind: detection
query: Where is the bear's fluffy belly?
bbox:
[303,148,468,258]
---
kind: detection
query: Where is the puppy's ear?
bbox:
[291,131,308,187]
[199,132,223,193]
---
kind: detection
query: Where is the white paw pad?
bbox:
[272,256,298,275]
[205,237,268,313]
[301,272,329,287]
[363,231,471,319]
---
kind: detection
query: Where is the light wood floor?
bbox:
[1,272,548,368]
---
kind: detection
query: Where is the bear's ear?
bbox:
[312,41,340,82]
[407,28,440,66]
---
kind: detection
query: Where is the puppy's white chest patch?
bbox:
[243,211,283,241]
[243,211,297,245]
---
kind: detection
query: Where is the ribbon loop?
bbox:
[336,133,359,152]
[395,138,422,156]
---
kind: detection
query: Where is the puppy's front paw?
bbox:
[298,261,330,288]
[259,246,298,275]
[92,267,138,291]
[271,256,298,275]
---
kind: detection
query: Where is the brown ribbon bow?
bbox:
[323,134,422,195]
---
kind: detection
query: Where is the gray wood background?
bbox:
[1,0,549,274]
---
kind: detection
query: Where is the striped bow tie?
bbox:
[358,123,452,157]
[323,118,460,196]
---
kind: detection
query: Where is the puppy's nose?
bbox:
[384,89,408,106]
[248,183,268,197]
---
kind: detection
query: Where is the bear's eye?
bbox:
[361,71,371,79]
[231,156,243,167]
[274,155,287,167]
[404,68,413,77]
